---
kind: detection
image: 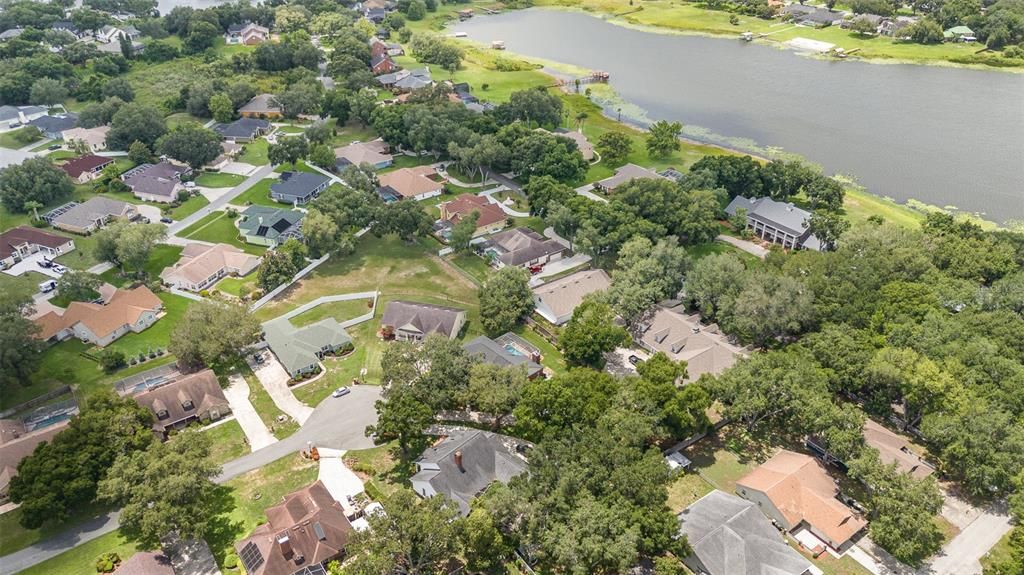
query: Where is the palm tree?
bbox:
[575,112,589,132]
[23,200,43,221]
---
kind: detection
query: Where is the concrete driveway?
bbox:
[136,204,161,223]
[223,374,277,451]
[248,353,315,425]
[2,251,62,279]
[529,253,592,286]
[924,500,1012,575]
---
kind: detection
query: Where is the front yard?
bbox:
[195,172,246,188]
[231,177,280,207]
[179,211,265,255]
[99,244,183,287]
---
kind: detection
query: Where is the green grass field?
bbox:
[195,172,246,188]
[290,298,376,327]
[168,194,211,220]
[238,139,270,165]
[180,211,265,255]
[239,365,299,440]
[201,419,250,466]
[15,530,138,575]
[99,244,183,287]
[232,178,280,207]
[0,127,44,149]
[215,270,259,298]
[103,292,192,358]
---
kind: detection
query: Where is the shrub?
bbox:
[129,357,138,365]
[224,554,239,570]
[95,552,121,573]
[199,289,210,297]
[99,349,127,373]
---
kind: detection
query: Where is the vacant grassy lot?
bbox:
[195,172,246,188]
[180,211,265,255]
[232,178,280,207]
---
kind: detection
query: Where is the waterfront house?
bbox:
[593,163,670,193]
[725,195,823,250]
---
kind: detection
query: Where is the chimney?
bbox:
[258,216,264,226]
[277,533,293,558]
[454,450,464,473]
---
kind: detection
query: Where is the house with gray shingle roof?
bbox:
[48,197,137,234]
[677,490,813,575]
[411,428,529,516]
[237,206,304,247]
[28,114,78,139]
[270,171,331,206]
[725,195,823,251]
[262,317,353,378]
[482,227,566,269]
[463,335,543,379]
[122,161,190,203]
[213,118,271,142]
[381,300,466,341]
[0,105,46,129]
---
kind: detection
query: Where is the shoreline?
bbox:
[518,4,1024,74]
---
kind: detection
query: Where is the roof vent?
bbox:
[454,450,465,473]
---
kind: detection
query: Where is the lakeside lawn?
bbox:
[180,211,266,255]
[232,178,281,207]
[392,47,552,104]
[195,172,246,188]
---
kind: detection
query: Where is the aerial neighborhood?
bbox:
[0,0,1020,574]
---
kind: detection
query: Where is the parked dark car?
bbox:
[628,355,643,366]
[159,217,173,224]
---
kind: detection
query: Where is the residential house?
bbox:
[437,194,507,238]
[677,490,813,575]
[214,117,271,142]
[270,171,331,205]
[807,419,935,480]
[365,8,387,23]
[335,139,393,170]
[370,37,389,58]
[160,242,261,292]
[95,25,139,43]
[28,113,78,139]
[553,128,595,161]
[122,161,190,203]
[725,195,823,251]
[376,166,444,202]
[463,335,544,378]
[239,94,283,119]
[531,269,611,325]
[132,369,230,438]
[0,421,70,503]
[206,141,244,170]
[376,68,433,92]
[59,154,113,183]
[0,28,25,41]
[944,25,975,41]
[237,206,304,247]
[370,53,399,75]
[878,15,917,37]
[262,317,353,379]
[638,306,749,381]
[798,8,845,26]
[386,43,404,56]
[482,227,565,269]
[225,22,270,45]
[47,197,137,234]
[51,21,83,39]
[96,38,144,55]
[0,226,75,270]
[736,450,867,552]
[61,125,110,152]
[593,163,670,193]
[381,300,466,341]
[34,285,164,347]
[782,3,816,17]
[411,428,529,516]
[840,13,884,32]
[235,480,354,575]
[0,105,47,130]
[111,551,174,575]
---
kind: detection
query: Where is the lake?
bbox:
[453,9,1024,221]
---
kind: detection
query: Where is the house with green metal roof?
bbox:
[943,25,975,41]
[237,206,304,247]
[262,317,354,378]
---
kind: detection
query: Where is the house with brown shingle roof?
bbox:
[376,166,444,202]
[438,194,508,238]
[111,551,174,575]
[638,306,750,381]
[160,242,261,292]
[0,421,69,503]
[34,285,163,347]
[0,226,75,269]
[132,369,230,438]
[381,300,466,341]
[334,139,393,170]
[235,480,354,575]
[531,269,610,325]
[59,154,113,183]
[483,227,565,270]
[736,450,867,552]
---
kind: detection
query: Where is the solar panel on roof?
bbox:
[256,225,269,236]
[271,219,291,233]
[313,521,326,541]
[239,541,264,573]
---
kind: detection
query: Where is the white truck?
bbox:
[39,279,57,293]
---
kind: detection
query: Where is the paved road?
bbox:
[168,164,275,237]
[922,501,1012,575]
[0,386,381,575]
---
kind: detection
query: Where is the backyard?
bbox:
[179,211,265,255]
[99,244,183,287]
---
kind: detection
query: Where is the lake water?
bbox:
[453,10,1024,221]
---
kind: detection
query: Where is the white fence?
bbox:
[249,253,331,311]
[274,291,380,329]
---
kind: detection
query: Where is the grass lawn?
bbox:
[215,270,259,298]
[0,127,44,149]
[232,178,280,207]
[53,233,100,270]
[789,539,872,575]
[201,419,250,466]
[165,112,203,129]
[103,292,193,358]
[379,154,436,173]
[238,138,270,165]
[512,324,566,373]
[275,124,305,134]
[686,239,764,268]
[294,321,377,406]
[99,244,183,287]
[682,432,768,495]
[981,529,1016,572]
[195,172,246,188]
[448,252,493,285]
[180,211,265,255]
[273,159,320,174]
[290,298,376,327]
[328,121,378,148]
[393,46,551,104]
[168,194,210,220]
[511,215,548,234]
[0,502,111,557]
[344,442,418,501]
[666,470,715,513]
[16,530,138,575]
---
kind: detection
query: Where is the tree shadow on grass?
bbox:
[201,485,245,567]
